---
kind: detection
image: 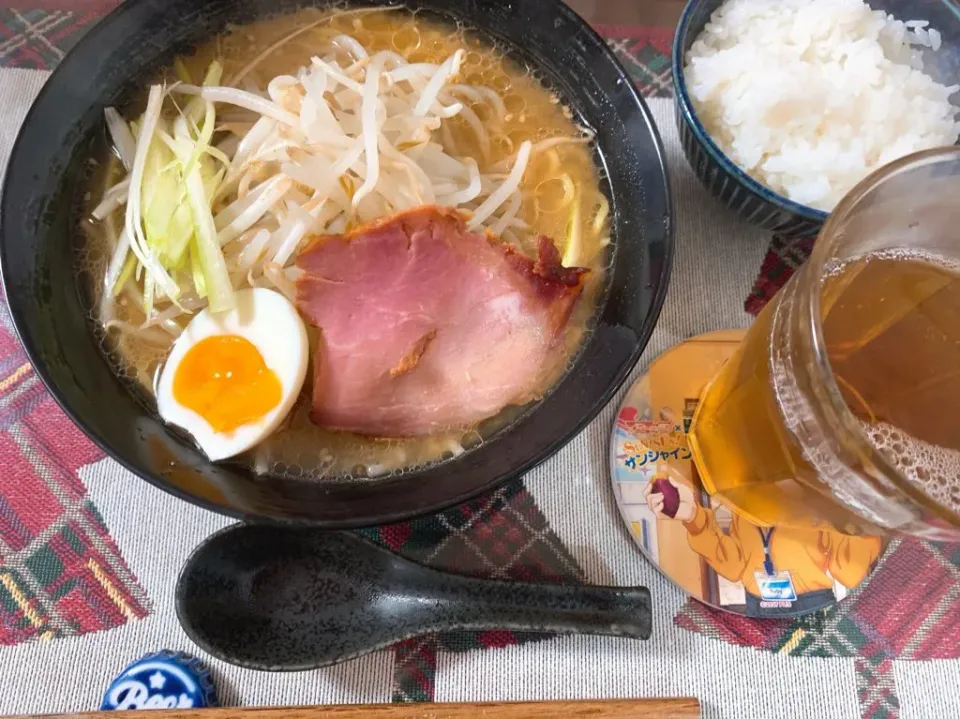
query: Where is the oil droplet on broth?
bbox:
[503,93,526,115]
[535,177,569,214]
[391,26,421,53]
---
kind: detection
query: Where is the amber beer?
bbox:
[687,148,960,540]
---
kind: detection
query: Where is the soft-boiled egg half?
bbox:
[156,288,308,461]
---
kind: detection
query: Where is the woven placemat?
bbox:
[0,8,956,719]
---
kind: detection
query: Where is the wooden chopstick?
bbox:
[12,698,701,719]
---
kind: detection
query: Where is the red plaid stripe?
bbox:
[673,599,789,651]
[678,539,960,719]
[361,477,584,702]
[744,235,815,316]
[0,296,148,645]
[846,542,958,658]
[597,24,674,98]
[855,657,900,719]
[0,7,107,69]
[391,638,438,703]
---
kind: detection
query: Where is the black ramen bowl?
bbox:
[1,0,672,526]
[674,0,960,239]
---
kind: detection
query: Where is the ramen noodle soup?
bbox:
[79,7,611,479]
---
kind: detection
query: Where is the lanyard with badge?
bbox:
[753,528,798,602]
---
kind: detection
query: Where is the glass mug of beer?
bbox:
[687,147,960,541]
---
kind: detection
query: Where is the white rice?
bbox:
[685,0,960,212]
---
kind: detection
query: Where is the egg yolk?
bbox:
[173,335,283,433]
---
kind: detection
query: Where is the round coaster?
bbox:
[610,330,886,618]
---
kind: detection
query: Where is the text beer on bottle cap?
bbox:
[100,650,218,710]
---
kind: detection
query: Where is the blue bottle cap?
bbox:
[100,650,218,710]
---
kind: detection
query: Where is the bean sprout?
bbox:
[469,141,532,230]
[93,31,594,333]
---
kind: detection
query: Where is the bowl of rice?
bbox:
[673,0,960,238]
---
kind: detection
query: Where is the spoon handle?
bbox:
[421,574,652,639]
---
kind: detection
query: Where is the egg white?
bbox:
[156,288,309,461]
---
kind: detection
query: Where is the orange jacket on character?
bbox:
[683,505,883,597]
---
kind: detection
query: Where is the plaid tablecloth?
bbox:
[0,4,958,719]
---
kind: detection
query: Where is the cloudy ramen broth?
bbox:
[79,7,610,479]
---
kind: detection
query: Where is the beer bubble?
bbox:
[861,419,960,515]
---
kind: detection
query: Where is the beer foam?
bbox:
[824,247,960,279]
[860,420,960,515]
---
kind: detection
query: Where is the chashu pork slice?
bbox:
[295,205,587,437]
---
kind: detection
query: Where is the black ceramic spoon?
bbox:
[176,523,652,671]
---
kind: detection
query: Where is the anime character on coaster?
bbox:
[645,476,883,617]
